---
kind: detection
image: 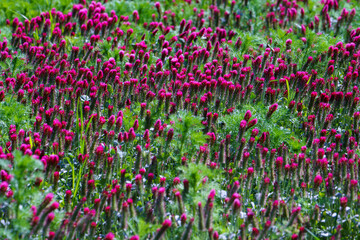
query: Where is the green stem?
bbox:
[72,160,87,203]
[65,156,75,192]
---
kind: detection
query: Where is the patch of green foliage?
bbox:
[219,102,303,152]
[0,151,51,239]
[0,0,74,25]
[169,110,207,159]
[0,95,34,144]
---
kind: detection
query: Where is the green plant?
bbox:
[0,95,33,144]
[0,151,44,239]
[169,110,206,160]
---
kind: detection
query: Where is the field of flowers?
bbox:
[1,0,360,239]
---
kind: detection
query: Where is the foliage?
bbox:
[0,95,33,143]
[169,110,206,158]
[0,151,45,239]
[0,0,74,25]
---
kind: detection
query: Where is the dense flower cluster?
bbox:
[0,0,360,239]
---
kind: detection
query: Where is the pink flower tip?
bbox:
[162,219,172,228]
[104,232,115,240]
